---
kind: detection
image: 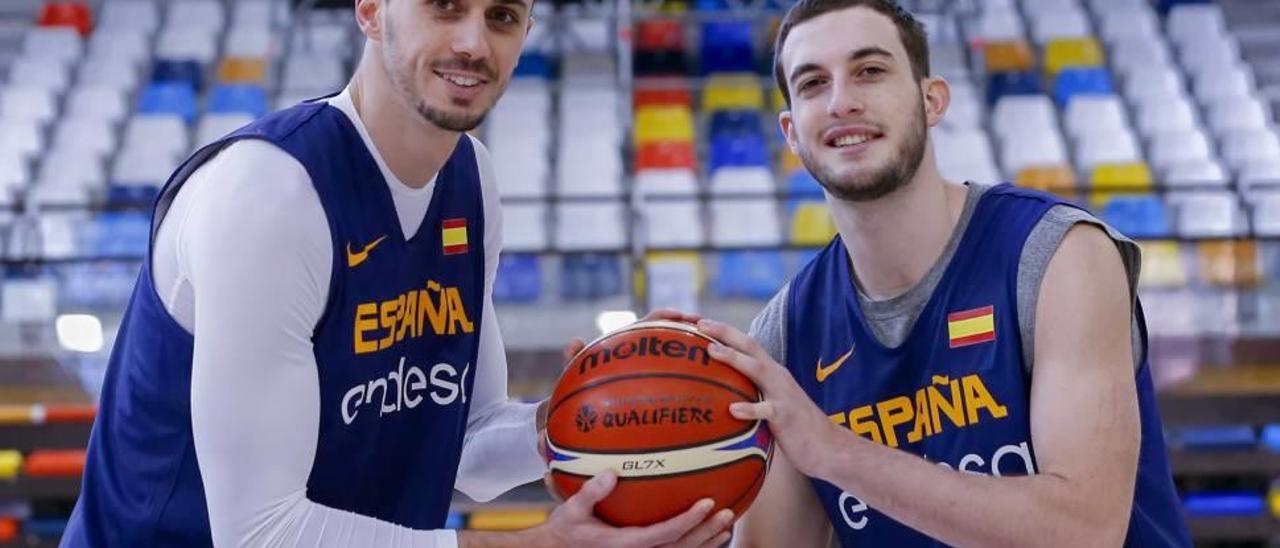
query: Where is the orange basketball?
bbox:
[544,320,773,526]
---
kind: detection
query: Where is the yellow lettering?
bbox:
[907,387,933,443]
[391,294,407,343]
[445,287,474,334]
[928,377,967,433]
[829,412,847,427]
[354,303,379,354]
[398,290,418,341]
[378,298,399,350]
[422,283,448,335]
[848,405,882,445]
[875,396,913,448]
[353,280,473,355]
[962,374,1008,424]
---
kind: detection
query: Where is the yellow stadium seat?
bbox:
[1044,38,1103,76]
[1138,241,1187,288]
[1015,165,1076,196]
[984,41,1034,72]
[659,0,687,15]
[772,87,787,112]
[1089,162,1152,208]
[1197,241,1262,287]
[467,508,549,530]
[633,105,695,145]
[702,73,765,112]
[791,202,837,245]
[0,450,20,480]
[217,57,267,84]
[1270,488,1280,518]
[780,146,803,174]
[636,251,704,297]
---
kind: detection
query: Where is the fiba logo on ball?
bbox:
[574,405,598,433]
[545,320,774,527]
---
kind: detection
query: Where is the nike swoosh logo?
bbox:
[816,346,855,383]
[346,235,388,268]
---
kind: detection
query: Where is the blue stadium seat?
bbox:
[560,253,624,300]
[700,21,754,74]
[1183,492,1266,516]
[709,110,763,138]
[1052,67,1113,107]
[789,248,822,275]
[694,0,730,10]
[23,519,68,538]
[513,53,552,79]
[1174,426,1257,451]
[986,71,1043,107]
[1262,424,1280,452]
[137,82,198,124]
[1157,0,1213,15]
[493,253,541,303]
[59,263,142,308]
[106,185,161,207]
[208,84,269,118]
[716,250,786,299]
[590,254,624,298]
[1101,195,1171,239]
[151,59,203,90]
[708,134,769,173]
[786,170,825,198]
[85,212,150,258]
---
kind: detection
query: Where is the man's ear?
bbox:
[355,0,384,41]
[921,76,950,128]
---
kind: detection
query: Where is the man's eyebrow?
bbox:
[492,0,530,11]
[789,46,896,84]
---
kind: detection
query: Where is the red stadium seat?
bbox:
[38,2,92,37]
[637,20,684,52]
[635,142,696,170]
[634,85,692,109]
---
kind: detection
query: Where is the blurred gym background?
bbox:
[0,0,1279,545]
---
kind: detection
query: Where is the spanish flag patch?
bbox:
[442,218,469,255]
[947,305,996,348]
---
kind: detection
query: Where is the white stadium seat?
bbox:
[711,199,781,247]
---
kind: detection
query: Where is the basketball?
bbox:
[544,320,773,527]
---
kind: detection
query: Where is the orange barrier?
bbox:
[44,405,96,424]
[23,449,86,478]
[0,516,17,544]
[0,406,33,426]
[466,508,549,531]
[0,405,96,425]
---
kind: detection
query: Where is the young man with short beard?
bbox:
[62,0,730,546]
[693,0,1192,545]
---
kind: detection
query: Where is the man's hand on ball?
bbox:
[696,319,842,479]
[533,471,733,548]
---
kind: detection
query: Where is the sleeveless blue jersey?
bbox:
[63,101,486,546]
[784,184,1190,546]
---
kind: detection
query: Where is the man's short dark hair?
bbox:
[773,0,930,107]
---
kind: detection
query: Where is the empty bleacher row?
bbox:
[0,0,353,212]
[0,0,1278,311]
[953,0,1280,237]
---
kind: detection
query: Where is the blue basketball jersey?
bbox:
[64,101,486,546]
[784,184,1190,546]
